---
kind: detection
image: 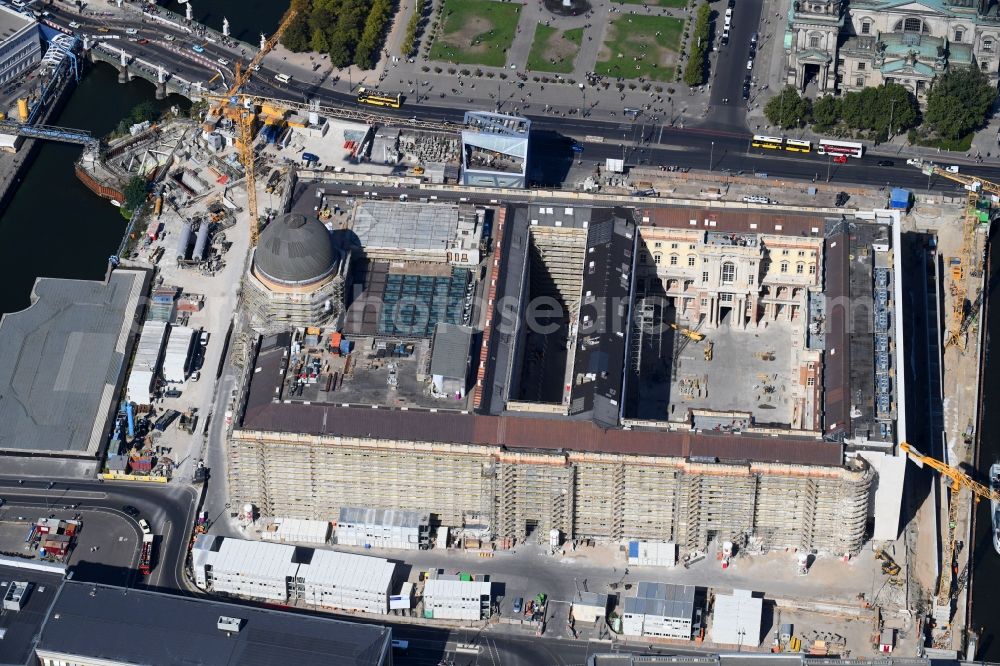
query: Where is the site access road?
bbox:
[0,477,197,592]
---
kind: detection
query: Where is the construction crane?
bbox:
[204,8,299,245]
[669,323,705,342]
[909,160,996,349]
[899,441,1000,614]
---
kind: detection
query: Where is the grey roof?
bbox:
[0,5,34,42]
[0,270,146,455]
[254,213,338,286]
[430,323,473,379]
[36,581,392,666]
[352,201,460,252]
[0,560,66,666]
[624,582,695,620]
[338,506,430,528]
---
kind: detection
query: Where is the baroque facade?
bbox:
[635,228,823,330]
[786,0,1000,100]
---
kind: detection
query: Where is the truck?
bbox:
[139,533,155,575]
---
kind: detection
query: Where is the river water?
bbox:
[0,5,287,315]
[163,1,289,43]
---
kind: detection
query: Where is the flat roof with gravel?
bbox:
[0,270,147,455]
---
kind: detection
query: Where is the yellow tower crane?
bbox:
[909,160,997,349]
[204,8,299,245]
[899,441,1000,615]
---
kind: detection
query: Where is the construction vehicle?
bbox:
[138,533,154,575]
[908,160,997,349]
[899,441,1000,621]
[670,323,705,342]
[874,547,901,576]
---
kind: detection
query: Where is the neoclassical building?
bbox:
[635,228,822,330]
[786,0,1000,100]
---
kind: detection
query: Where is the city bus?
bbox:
[816,139,864,158]
[751,134,784,150]
[784,138,812,153]
[357,88,402,109]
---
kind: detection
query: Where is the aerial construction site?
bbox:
[0,4,990,661]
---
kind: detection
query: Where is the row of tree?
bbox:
[763,67,995,143]
[682,2,711,87]
[401,0,426,57]
[281,0,393,70]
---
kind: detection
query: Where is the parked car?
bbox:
[512,597,524,613]
[877,160,895,167]
[742,82,751,99]
[138,519,151,535]
[835,191,850,206]
[746,59,753,70]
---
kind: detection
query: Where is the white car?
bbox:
[125,28,138,35]
[217,57,229,66]
[164,35,175,41]
[725,7,733,17]
[906,158,922,167]
[138,519,151,535]
[945,165,960,173]
[746,59,753,70]
[68,21,80,29]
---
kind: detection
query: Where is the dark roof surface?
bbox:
[36,581,391,666]
[0,270,146,454]
[241,402,843,465]
[569,209,636,426]
[254,213,338,286]
[430,323,474,379]
[0,561,65,666]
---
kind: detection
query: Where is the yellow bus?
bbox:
[784,138,812,153]
[357,88,402,109]
[751,134,783,150]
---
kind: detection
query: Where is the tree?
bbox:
[764,86,811,129]
[683,2,711,87]
[281,12,311,52]
[310,27,329,53]
[926,66,995,140]
[875,83,919,137]
[811,94,841,128]
[122,176,147,214]
[129,101,158,124]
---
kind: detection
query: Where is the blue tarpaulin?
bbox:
[890,188,911,209]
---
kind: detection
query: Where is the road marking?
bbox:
[151,520,173,588]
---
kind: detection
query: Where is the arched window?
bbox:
[780,262,789,273]
[903,17,921,32]
[796,263,805,274]
[721,261,736,284]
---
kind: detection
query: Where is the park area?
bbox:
[595,14,683,81]
[429,0,523,67]
[527,25,583,73]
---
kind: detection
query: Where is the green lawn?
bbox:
[526,25,584,73]
[616,0,687,7]
[429,0,523,67]
[594,14,684,81]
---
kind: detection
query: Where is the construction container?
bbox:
[162,326,195,383]
[340,338,353,355]
[889,188,910,210]
[175,222,193,260]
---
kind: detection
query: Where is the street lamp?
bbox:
[709,141,715,171]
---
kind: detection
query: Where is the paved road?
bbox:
[707,0,763,132]
[0,478,198,592]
